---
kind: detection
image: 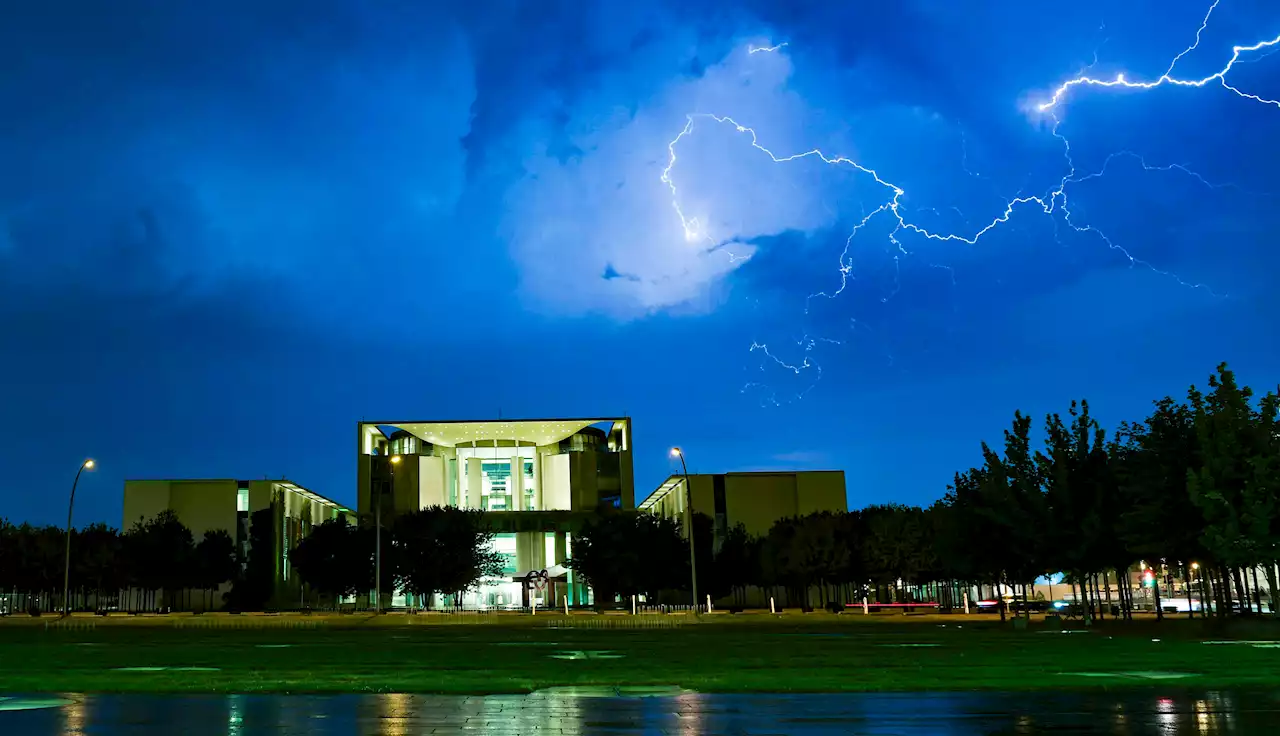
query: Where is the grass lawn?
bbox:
[1,614,1278,694]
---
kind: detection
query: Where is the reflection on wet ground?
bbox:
[3,689,1280,734]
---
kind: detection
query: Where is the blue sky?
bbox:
[3,0,1279,526]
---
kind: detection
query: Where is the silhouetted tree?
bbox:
[291,517,368,608]
[193,529,238,611]
[569,512,685,606]
[713,523,755,606]
[1189,364,1279,616]
[226,505,275,611]
[393,506,503,608]
[73,523,122,612]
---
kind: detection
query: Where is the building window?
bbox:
[282,514,290,581]
[237,488,249,513]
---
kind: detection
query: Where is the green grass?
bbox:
[2,615,1278,694]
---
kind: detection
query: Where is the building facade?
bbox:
[640,470,847,546]
[122,478,351,607]
[356,418,634,609]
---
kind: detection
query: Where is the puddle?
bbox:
[1204,640,1280,648]
[0,696,75,711]
[255,644,294,648]
[1061,671,1195,680]
[548,650,625,660]
[1037,630,1090,634]
[493,641,560,647]
[112,667,221,672]
[113,667,167,672]
[877,643,940,648]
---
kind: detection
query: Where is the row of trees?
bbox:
[4,363,1272,617]
[942,362,1278,620]
[571,364,1279,620]
[0,503,504,613]
[0,511,238,613]
[566,504,947,610]
[289,506,503,608]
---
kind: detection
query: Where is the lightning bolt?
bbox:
[744,335,841,406]
[1039,0,1280,112]
[665,2,1275,403]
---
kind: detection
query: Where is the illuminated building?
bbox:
[121,478,351,607]
[640,470,847,546]
[356,417,634,609]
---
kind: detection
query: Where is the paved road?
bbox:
[3,689,1279,734]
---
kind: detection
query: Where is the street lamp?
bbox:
[670,447,699,614]
[1190,562,1201,615]
[62,458,95,617]
[377,455,401,614]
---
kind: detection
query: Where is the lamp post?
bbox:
[62,458,95,617]
[1190,562,1200,616]
[377,455,401,614]
[670,448,699,614]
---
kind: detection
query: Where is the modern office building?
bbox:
[640,470,848,547]
[356,417,634,609]
[122,478,351,607]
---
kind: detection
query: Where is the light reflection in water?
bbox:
[227,693,244,735]
[1195,698,1214,734]
[3,689,1270,734]
[672,691,702,736]
[375,692,414,735]
[57,695,86,735]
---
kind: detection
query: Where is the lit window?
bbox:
[237,488,249,512]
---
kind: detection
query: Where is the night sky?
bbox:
[3,1,1278,527]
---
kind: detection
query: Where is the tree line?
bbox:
[3,363,1273,617]
[0,510,238,614]
[571,363,1280,620]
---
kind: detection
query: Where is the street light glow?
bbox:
[670,447,682,457]
[390,455,402,464]
[83,459,94,469]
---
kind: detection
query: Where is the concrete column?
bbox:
[554,531,567,568]
[509,450,523,511]
[466,457,483,510]
[515,531,545,574]
[532,447,545,511]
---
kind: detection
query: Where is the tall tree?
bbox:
[711,522,755,606]
[73,523,123,611]
[862,504,929,599]
[225,506,276,612]
[1189,364,1278,615]
[193,529,238,611]
[120,511,194,611]
[1113,396,1205,611]
[393,507,503,608]
[569,511,685,605]
[291,517,369,607]
[1037,400,1118,617]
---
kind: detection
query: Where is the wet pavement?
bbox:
[3,689,1279,734]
